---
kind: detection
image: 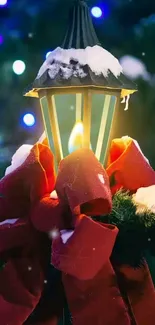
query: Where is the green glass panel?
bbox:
[40,97,54,152]
[90,93,105,152]
[102,96,116,166]
[54,93,83,157]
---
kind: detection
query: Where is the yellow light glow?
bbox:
[68,121,84,154]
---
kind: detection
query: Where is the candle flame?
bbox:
[68,121,84,154]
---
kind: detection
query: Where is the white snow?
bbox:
[133,185,155,214]
[37,45,123,79]
[98,174,105,184]
[4,131,47,177]
[5,144,33,176]
[49,192,74,243]
[122,94,130,111]
[50,190,58,199]
[48,61,87,80]
[60,230,74,244]
[0,218,19,226]
[49,191,74,243]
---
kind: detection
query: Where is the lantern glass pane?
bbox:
[53,93,84,157]
[101,95,117,166]
[90,93,105,152]
[40,96,55,152]
[91,93,117,164]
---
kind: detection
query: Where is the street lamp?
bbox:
[24,0,137,168]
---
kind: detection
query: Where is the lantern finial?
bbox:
[62,0,101,49]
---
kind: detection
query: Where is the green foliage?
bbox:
[93,191,155,267]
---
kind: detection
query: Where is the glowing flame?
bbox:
[68,121,84,154]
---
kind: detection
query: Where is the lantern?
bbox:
[24,0,137,168]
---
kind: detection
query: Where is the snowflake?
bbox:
[98,173,105,184]
[49,228,59,239]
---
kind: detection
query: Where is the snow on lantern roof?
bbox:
[24,0,137,98]
[36,46,123,80]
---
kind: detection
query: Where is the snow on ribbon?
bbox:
[0,219,19,225]
[5,145,33,176]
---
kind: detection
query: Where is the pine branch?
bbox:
[93,191,155,267]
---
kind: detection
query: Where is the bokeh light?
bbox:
[46,51,52,59]
[0,35,3,45]
[12,60,26,75]
[0,0,7,6]
[91,6,103,18]
[120,55,150,80]
[23,113,35,127]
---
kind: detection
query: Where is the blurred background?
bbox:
[0,0,155,176]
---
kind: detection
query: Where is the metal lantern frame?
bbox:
[24,0,137,170]
[38,86,121,167]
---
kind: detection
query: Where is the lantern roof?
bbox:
[24,0,137,98]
